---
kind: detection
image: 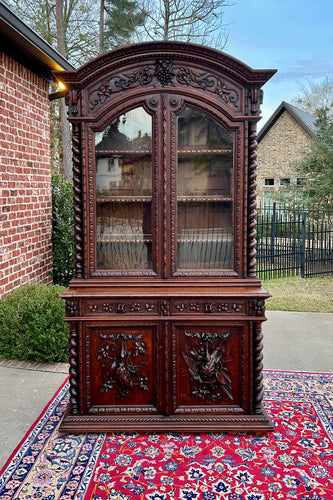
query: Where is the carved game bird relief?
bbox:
[97,334,148,399]
[182,331,233,401]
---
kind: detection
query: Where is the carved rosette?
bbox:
[247,122,258,277]
[89,59,240,112]
[66,299,79,317]
[72,123,84,278]
[250,299,266,316]
[253,322,264,413]
[68,322,79,414]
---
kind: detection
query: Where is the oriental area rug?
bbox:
[0,371,332,500]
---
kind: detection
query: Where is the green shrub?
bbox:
[0,284,69,363]
[52,172,75,286]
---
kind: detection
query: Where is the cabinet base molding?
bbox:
[59,409,274,434]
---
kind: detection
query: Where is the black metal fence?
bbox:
[256,203,333,280]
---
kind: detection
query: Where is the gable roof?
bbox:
[257,101,316,142]
[0,0,74,82]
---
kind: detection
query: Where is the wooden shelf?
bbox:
[96,150,151,155]
[178,148,233,154]
[97,196,231,203]
[98,237,152,243]
[97,196,152,203]
[96,149,232,155]
[178,196,232,203]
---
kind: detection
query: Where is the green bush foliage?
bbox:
[52,172,75,286]
[0,284,69,363]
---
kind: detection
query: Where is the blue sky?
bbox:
[222,0,333,126]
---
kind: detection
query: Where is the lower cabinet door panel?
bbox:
[59,317,274,433]
[82,323,162,415]
[171,322,251,414]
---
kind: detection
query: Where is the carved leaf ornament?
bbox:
[182,331,233,401]
[89,59,239,111]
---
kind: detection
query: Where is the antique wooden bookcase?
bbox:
[56,42,276,433]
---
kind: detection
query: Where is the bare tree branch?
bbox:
[136,0,231,49]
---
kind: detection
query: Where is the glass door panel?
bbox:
[177,107,234,270]
[95,108,153,270]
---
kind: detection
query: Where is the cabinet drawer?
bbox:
[83,299,159,316]
[169,299,246,315]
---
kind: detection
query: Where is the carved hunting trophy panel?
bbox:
[56,42,276,432]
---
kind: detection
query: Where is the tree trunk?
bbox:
[162,0,170,40]
[99,0,105,54]
[56,0,66,54]
[60,100,73,181]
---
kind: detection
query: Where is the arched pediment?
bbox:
[55,42,276,120]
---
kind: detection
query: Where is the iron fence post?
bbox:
[301,210,307,278]
[270,202,276,266]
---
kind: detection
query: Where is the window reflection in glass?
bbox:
[95,108,153,270]
[177,107,234,270]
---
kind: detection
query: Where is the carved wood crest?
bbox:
[89,58,240,111]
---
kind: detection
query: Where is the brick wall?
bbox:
[257,110,311,204]
[0,52,53,298]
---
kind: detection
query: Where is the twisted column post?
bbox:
[68,322,79,414]
[253,321,264,413]
[248,122,258,277]
[72,123,83,278]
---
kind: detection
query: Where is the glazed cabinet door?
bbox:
[89,96,240,279]
[174,106,235,273]
[169,322,251,415]
[81,323,162,415]
[93,104,161,276]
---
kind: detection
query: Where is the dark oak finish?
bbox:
[55,42,276,433]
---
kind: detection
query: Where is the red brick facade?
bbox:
[0,52,53,298]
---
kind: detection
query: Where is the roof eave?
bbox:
[0,0,74,82]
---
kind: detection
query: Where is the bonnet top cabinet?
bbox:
[56,42,276,433]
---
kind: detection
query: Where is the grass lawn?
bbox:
[263,276,333,313]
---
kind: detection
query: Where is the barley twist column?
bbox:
[72,123,83,278]
[253,321,264,413]
[68,322,79,414]
[248,122,258,277]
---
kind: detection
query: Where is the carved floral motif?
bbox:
[98,333,149,399]
[89,59,239,111]
[182,331,233,401]
[66,299,79,316]
[251,299,266,315]
[88,302,155,314]
[175,302,243,314]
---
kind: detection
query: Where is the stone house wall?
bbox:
[257,110,311,205]
[0,52,53,298]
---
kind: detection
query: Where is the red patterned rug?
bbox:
[1,371,332,500]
